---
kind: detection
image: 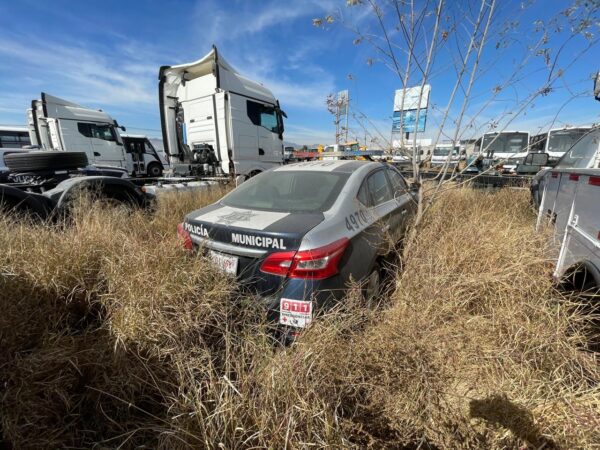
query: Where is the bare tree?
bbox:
[314,0,600,246]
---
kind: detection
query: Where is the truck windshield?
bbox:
[433,147,458,156]
[547,128,589,154]
[554,128,600,169]
[482,132,528,155]
[221,171,350,213]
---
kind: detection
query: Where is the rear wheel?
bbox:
[363,263,382,308]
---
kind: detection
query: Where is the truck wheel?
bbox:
[4,151,88,172]
[146,162,163,177]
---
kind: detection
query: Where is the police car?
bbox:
[177,160,417,331]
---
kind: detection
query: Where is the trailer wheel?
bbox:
[146,162,163,177]
[4,151,88,172]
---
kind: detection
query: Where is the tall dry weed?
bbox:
[1,186,598,449]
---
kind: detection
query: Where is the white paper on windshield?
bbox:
[195,206,289,230]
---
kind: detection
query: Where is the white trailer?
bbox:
[27,93,165,177]
[535,125,600,291]
[159,46,287,179]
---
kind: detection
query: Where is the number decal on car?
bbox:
[345,209,374,232]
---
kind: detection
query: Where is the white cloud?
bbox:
[285,124,334,145]
[0,34,158,109]
[189,0,339,111]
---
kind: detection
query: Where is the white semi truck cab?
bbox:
[431,143,463,167]
[476,131,530,171]
[159,46,287,178]
[27,93,165,177]
[530,127,592,164]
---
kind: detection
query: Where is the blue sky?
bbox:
[0,0,598,147]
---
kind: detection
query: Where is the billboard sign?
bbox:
[392,109,427,133]
[393,85,431,111]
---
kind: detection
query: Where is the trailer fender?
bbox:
[45,176,151,211]
[559,261,600,292]
[0,184,55,219]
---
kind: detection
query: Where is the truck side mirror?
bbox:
[595,71,600,101]
[120,126,127,132]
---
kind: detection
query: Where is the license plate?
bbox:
[279,298,313,328]
[209,250,238,276]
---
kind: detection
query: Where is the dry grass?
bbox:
[0,186,598,449]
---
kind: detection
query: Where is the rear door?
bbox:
[385,167,414,241]
[362,168,397,253]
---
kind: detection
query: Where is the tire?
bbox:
[4,151,88,172]
[146,162,163,177]
[363,263,382,308]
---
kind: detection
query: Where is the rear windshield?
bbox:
[221,170,350,213]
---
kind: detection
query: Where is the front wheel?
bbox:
[146,162,163,178]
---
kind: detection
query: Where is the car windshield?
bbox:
[482,132,528,155]
[221,170,350,213]
[554,128,600,169]
[547,128,590,154]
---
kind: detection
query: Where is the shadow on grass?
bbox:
[470,394,557,449]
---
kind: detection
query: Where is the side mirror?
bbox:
[595,71,600,101]
[120,126,127,132]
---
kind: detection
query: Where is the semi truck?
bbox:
[430,143,464,168]
[1,47,291,218]
[475,130,530,172]
[27,93,165,177]
[159,46,287,180]
[530,126,592,164]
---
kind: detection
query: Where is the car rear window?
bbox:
[221,171,350,213]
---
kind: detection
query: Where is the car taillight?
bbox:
[177,223,193,250]
[260,238,349,280]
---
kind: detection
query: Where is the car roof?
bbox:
[273,160,381,174]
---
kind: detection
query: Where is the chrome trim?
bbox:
[191,235,267,257]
